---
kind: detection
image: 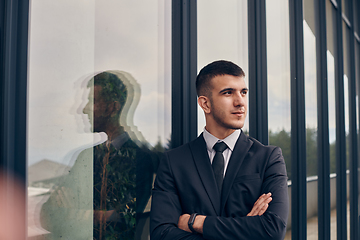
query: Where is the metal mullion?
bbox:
[346,1,359,239]
[289,0,307,239]
[248,0,268,145]
[2,0,28,182]
[315,0,331,239]
[0,0,4,167]
[171,0,197,148]
[333,0,348,239]
[1,0,29,239]
[357,0,360,235]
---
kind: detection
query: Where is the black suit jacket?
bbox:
[150,132,289,240]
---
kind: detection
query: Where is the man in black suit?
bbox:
[150,60,289,239]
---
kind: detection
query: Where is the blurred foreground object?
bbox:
[0,172,26,240]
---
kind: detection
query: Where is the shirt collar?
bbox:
[203,128,241,152]
[108,132,130,150]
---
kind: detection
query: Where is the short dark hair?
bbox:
[88,71,128,113]
[196,60,245,97]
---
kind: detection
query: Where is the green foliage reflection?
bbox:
[269,127,338,181]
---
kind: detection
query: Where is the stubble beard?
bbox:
[210,100,244,130]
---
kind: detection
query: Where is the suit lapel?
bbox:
[189,134,221,215]
[220,133,253,214]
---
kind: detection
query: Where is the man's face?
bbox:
[207,74,248,132]
[83,85,109,133]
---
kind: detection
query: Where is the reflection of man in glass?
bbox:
[41,71,154,240]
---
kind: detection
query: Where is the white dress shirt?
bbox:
[202,128,241,177]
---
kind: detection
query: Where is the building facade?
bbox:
[0,0,359,239]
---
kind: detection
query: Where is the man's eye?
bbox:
[224,91,232,95]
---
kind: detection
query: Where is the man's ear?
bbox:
[107,101,121,117]
[198,96,211,114]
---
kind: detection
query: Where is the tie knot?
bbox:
[213,141,227,153]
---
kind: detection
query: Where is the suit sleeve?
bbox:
[202,147,289,240]
[150,153,205,240]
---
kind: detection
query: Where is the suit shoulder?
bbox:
[247,136,281,152]
[165,142,191,157]
[165,135,204,154]
[246,136,285,167]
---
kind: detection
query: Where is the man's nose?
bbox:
[83,102,90,114]
[234,92,244,106]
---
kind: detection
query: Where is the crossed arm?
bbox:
[177,192,272,234]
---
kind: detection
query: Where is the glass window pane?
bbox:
[342,19,351,240]
[342,0,350,19]
[326,1,337,238]
[27,1,171,239]
[266,0,291,238]
[197,0,248,135]
[356,42,360,222]
[343,21,350,171]
[304,0,319,236]
[266,0,291,176]
[354,0,359,35]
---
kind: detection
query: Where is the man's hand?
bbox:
[178,214,191,232]
[53,186,92,220]
[94,210,115,224]
[55,186,75,208]
[178,214,206,234]
[247,192,272,216]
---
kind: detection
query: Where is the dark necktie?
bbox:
[212,141,228,193]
